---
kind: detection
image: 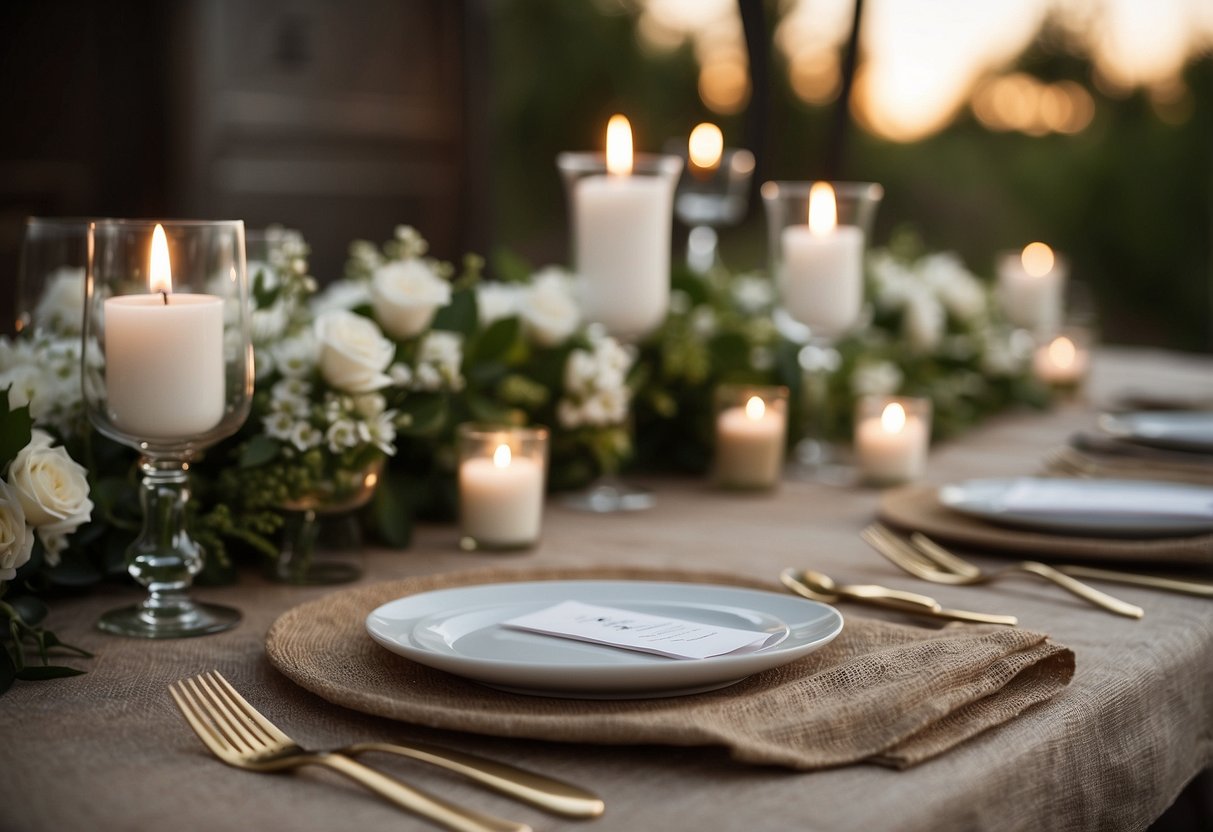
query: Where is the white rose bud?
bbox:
[370,259,452,340]
[520,269,581,347]
[314,310,394,394]
[7,430,92,561]
[0,478,33,581]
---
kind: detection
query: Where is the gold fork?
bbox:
[170,672,530,832]
[862,524,1144,619]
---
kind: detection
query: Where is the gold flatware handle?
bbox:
[833,583,941,609]
[933,607,1019,626]
[1019,562,1145,619]
[1057,565,1213,599]
[320,754,530,832]
[780,570,1017,625]
[345,742,605,819]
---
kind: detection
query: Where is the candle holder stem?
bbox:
[97,457,240,639]
[789,339,852,483]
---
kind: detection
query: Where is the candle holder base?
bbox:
[97,599,240,640]
[786,439,857,486]
[562,476,654,513]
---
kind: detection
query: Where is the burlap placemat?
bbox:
[879,484,1213,566]
[265,565,1074,771]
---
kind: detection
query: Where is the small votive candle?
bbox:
[1032,327,1091,390]
[713,385,789,490]
[996,242,1068,335]
[458,424,548,551]
[854,396,932,487]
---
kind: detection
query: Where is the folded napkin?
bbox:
[880,484,1213,566]
[266,566,1073,771]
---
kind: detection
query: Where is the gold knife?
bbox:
[1057,565,1213,599]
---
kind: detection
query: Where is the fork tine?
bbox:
[861,525,940,580]
[909,532,982,577]
[170,682,232,756]
[188,675,265,754]
[207,671,293,746]
[200,673,280,748]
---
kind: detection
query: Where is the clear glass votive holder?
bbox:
[854,396,932,487]
[995,243,1069,336]
[713,385,789,491]
[458,423,549,551]
[1032,325,1092,394]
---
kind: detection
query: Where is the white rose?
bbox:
[370,259,451,339]
[310,280,372,317]
[7,429,92,557]
[520,269,581,347]
[271,332,318,379]
[476,282,521,326]
[0,478,33,580]
[314,310,394,393]
[32,267,86,336]
[902,291,945,353]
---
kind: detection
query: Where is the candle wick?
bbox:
[161,291,169,305]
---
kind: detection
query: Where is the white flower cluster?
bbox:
[263,379,397,457]
[475,267,582,347]
[869,251,989,353]
[391,331,465,392]
[557,336,633,429]
[0,429,93,576]
[247,228,319,379]
[0,336,101,437]
[31,267,86,337]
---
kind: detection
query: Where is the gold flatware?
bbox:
[779,568,1018,626]
[1055,564,1213,599]
[862,524,1144,620]
[170,672,530,832]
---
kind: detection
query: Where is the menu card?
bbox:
[502,601,780,660]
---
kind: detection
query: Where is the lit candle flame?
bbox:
[150,223,173,296]
[744,395,765,420]
[688,122,723,170]
[881,402,906,433]
[1048,335,1076,368]
[493,443,512,468]
[808,182,838,235]
[1021,242,1055,277]
[606,114,634,176]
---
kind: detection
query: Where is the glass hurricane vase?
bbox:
[84,219,252,638]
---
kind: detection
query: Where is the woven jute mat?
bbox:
[879,485,1213,566]
[265,565,1074,770]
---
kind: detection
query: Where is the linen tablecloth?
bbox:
[2,346,1211,832]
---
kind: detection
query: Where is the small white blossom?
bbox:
[851,361,904,396]
[731,274,775,314]
[271,333,318,379]
[366,410,398,455]
[264,411,296,441]
[325,419,364,454]
[903,291,945,353]
[353,393,386,419]
[389,362,413,387]
[289,422,323,452]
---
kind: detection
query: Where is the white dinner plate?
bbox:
[365,580,843,699]
[1099,411,1213,454]
[939,477,1213,537]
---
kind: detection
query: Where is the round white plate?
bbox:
[1100,411,1213,453]
[365,580,843,699]
[939,477,1213,537]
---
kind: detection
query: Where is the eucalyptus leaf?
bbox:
[240,435,281,468]
[16,665,87,681]
[431,287,477,336]
[372,470,414,548]
[0,389,33,471]
[471,317,521,363]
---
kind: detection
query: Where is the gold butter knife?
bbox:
[1057,565,1213,599]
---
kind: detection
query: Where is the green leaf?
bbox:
[251,266,283,308]
[240,435,281,469]
[431,287,477,336]
[397,394,448,437]
[16,665,87,681]
[491,248,533,284]
[0,388,33,472]
[471,317,521,363]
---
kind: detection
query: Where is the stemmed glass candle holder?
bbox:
[557,114,682,511]
[84,219,252,638]
[669,123,756,273]
[762,180,883,478]
[16,217,97,336]
[458,424,549,551]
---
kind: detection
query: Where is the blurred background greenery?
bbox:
[488,0,1213,351]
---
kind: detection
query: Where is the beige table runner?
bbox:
[266,565,1074,771]
[879,484,1213,566]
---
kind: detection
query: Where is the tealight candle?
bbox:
[997,242,1068,335]
[458,424,548,551]
[778,182,864,339]
[103,224,226,439]
[1033,327,1091,389]
[562,115,681,341]
[713,385,789,490]
[855,397,932,486]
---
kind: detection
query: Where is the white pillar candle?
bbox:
[778,183,864,339]
[573,115,674,341]
[715,395,787,489]
[459,444,545,549]
[103,225,226,440]
[855,401,929,485]
[997,242,1067,334]
[1033,333,1089,386]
